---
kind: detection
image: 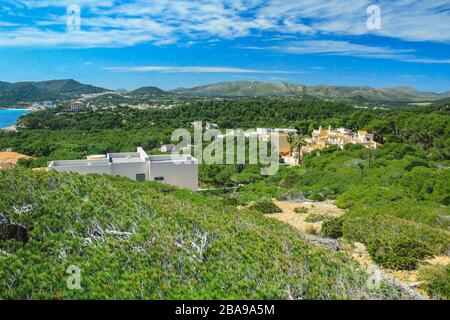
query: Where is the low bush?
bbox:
[321,217,344,239]
[294,207,308,214]
[305,214,329,223]
[0,169,415,300]
[367,236,433,270]
[419,265,450,300]
[342,213,448,270]
[249,200,282,214]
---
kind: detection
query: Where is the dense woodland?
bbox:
[0,98,449,299]
[1,98,449,162]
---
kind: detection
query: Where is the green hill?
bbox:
[130,86,168,96]
[0,79,107,106]
[172,81,306,97]
[33,79,106,96]
[172,81,450,102]
[0,169,411,299]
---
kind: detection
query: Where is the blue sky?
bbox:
[0,0,449,92]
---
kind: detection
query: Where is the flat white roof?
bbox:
[111,157,143,164]
[49,148,197,168]
[50,159,110,167]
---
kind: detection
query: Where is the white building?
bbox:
[192,121,203,129]
[42,101,54,108]
[160,144,176,153]
[205,122,220,130]
[70,100,84,111]
[48,147,198,190]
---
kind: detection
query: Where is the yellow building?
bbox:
[301,126,381,159]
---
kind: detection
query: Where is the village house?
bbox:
[48,147,199,190]
[280,126,381,166]
[42,101,54,108]
[305,126,380,152]
[192,121,203,129]
[252,128,297,156]
[70,100,84,111]
[205,122,220,130]
[160,144,177,153]
[300,126,381,158]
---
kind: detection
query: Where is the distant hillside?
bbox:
[172,81,450,102]
[0,81,10,90]
[432,96,450,107]
[130,86,167,96]
[0,79,107,106]
[33,79,106,96]
[172,81,305,97]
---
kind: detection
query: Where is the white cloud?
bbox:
[245,40,450,64]
[103,66,295,73]
[1,0,449,53]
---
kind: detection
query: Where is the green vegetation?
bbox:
[419,265,450,300]
[130,86,168,96]
[249,200,282,214]
[172,81,450,103]
[0,169,411,300]
[294,207,309,214]
[1,96,449,293]
[235,143,449,270]
[305,214,329,223]
[0,79,106,106]
[321,217,344,239]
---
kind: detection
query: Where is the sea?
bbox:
[0,109,30,129]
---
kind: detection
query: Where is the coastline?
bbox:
[0,109,29,130]
[0,108,32,111]
[0,125,17,131]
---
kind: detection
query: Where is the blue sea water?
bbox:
[0,109,30,129]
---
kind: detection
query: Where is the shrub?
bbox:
[1,169,414,300]
[249,200,282,214]
[419,265,450,300]
[367,236,433,270]
[222,196,238,206]
[294,207,308,214]
[322,217,344,239]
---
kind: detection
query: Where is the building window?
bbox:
[136,174,146,181]
[154,177,165,181]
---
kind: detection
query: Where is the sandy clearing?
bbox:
[270,199,345,234]
[0,151,34,169]
[268,199,449,299]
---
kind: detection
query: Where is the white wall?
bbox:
[149,161,198,190]
[111,162,149,180]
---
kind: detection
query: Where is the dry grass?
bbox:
[269,199,345,234]
[0,151,34,169]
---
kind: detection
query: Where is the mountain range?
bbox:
[1,79,450,106]
[171,81,450,102]
[0,79,107,106]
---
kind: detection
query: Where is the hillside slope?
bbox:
[0,79,107,106]
[130,86,168,96]
[172,81,450,102]
[0,169,412,300]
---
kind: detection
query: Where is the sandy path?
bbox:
[270,199,344,234]
[269,199,450,299]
